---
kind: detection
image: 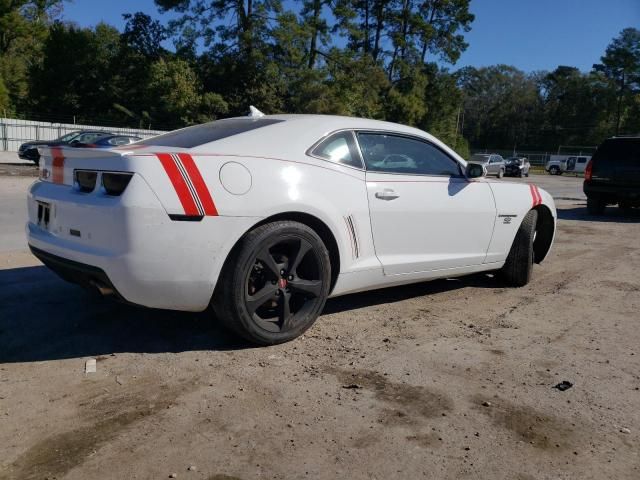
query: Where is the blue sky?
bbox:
[62,0,640,72]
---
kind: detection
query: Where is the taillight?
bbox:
[102,173,133,196]
[74,170,97,192]
[584,160,593,181]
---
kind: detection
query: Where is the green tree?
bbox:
[0,0,63,111]
[593,27,640,134]
[29,22,121,120]
[147,57,227,125]
[457,65,542,150]
[540,66,613,149]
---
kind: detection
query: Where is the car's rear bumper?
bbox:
[584,182,640,201]
[29,245,133,303]
[27,178,258,311]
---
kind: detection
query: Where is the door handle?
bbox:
[375,189,399,200]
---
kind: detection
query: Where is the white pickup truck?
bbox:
[545,155,591,175]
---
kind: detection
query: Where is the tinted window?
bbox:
[357,133,462,176]
[594,138,640,164]
[76,132,109,143]
[577,157,587,164]
[311,131,362,168]
[139,118,284,148]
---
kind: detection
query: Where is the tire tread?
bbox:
[501,209,538,287]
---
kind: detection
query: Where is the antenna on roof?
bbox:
[248,105,265,118]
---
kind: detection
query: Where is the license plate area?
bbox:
[37,201,51,228]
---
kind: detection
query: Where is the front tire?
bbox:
[549,166,559,175]
[497,169,504,179]
[500,209,538,287]
[213,221,331,345]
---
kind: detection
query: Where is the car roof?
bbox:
[140,114,467,165]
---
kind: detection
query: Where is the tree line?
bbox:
[0,1,638,157]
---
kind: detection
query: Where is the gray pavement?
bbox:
[0,150,31,165]
[0,176,32,253]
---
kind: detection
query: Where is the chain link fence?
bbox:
[0,117,166,152]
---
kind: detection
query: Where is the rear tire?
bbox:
[500,209,538,287]
[587,197,606,215]
[619,201,633,214]
[212,221,331,345]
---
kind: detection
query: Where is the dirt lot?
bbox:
[1,172,639,480]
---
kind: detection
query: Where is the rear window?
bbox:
[594,138,640,164]
[139,118,284,148]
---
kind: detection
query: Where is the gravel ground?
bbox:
[0,174,639,480]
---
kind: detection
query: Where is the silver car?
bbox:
[468,153,506,178]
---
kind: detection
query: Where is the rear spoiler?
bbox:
[38,146,129,186]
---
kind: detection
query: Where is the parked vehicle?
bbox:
[584,136,640,214]
[468,153,506,178]
[71,134,142,148]
[545,155,590,175]
[18,130,111,164]
[28,111,556,345]
[504,157,530,177]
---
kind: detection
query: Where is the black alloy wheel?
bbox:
[213,221,331,345]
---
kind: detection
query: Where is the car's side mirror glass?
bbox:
[466,163,486,179]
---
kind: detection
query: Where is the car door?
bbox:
[359,132,496,275]
[576,157,587,173]
[485,156,495,175]
[566,156,577,171]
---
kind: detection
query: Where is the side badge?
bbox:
[498,214,517,224]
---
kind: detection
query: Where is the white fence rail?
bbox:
[0,117,166,152]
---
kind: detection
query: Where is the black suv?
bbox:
[584,136,640,214]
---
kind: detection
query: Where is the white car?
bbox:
[545,155,591,175]
[27,111,557,345]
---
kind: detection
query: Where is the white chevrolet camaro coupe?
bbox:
[27,111,556,345]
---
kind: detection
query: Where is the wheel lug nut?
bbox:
[280,269,285,275]
[271,280,276,285]
[288,275,293,281]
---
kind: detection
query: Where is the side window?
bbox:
[356,132,462,176]
[577,157,587,164]
[310,131,362,168]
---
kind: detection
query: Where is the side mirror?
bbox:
[465,163,486,179]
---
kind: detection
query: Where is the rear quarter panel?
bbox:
[129,152,380,282]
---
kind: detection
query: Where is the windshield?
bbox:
[56,131,81,142]
[506,158,522,164]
